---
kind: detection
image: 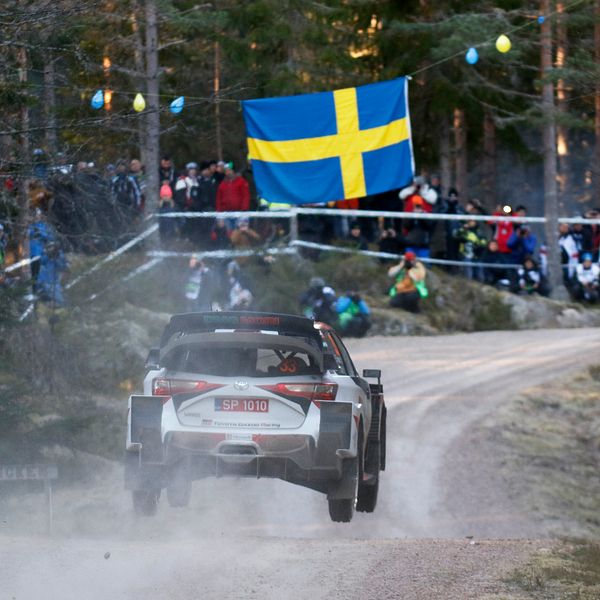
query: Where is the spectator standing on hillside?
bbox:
[184,256,214,311]
[572,253,600,303]
[515,256,549,296]
[336,292,371,337]
[210,218,231,250]
[129,159,145,208]
[216,163,250,228]
[480,239,511,289]
[507,224,537,265]
[581,208,600,258]
[387,251,428,313]
[492,205,515,259]
[158,156,178,194]
[559,222,579,286]
[346,221,368,250]
[230,217,261,266]
[111,161,142,239]
[299,277,337,324]
[453,219,487,280]
[378,227,403,261]
[0,224,7,268]
[402,200,433,258]
[437,187,464,265]
[28,208,55,289]
[158,183,178,243]
[37,241,68,307]
[399,176,438,213]
[174,162,200,210]
[186,161,219,246]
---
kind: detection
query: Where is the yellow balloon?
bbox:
[496,34,511,53]
[133,93,146,112]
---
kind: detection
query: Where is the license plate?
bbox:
[214,398,269,413]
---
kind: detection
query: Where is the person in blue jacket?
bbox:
[28,208,55,289]
[336,291,371,337]
[37,241,68,306]
[507,224,537,265]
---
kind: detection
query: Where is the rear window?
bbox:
[163,345,321,377]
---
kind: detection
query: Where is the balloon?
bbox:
[495,34,511,53]
[538,16,545,24]
[133,93,146,112]
[465,47,479,65]
[91,90,104,109]
[170,96,184,114]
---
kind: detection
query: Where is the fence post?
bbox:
[289,209,299,244]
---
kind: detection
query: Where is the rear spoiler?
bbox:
[160,311,320,347]
[160,331,324,373]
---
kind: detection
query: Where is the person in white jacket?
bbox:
[558,223,579,284]
[573,252,600,302]
[399,176,438,213]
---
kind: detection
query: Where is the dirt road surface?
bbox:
[2,328,600,599]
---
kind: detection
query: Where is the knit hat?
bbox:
[404,251,416,261]
[160,183,173,198]
[224,161,234,170]
[186,162,198,170]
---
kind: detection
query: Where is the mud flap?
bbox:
[315,402,353,468]
[327,457,358,500]
[130,395,164,464]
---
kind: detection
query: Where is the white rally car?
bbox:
[125,312,386,522]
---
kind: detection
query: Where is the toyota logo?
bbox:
[234,380,249,391]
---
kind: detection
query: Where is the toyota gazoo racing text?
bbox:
[125,312,386,522]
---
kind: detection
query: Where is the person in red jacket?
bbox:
[216,162,250,223]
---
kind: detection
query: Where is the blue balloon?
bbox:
[170,96,184,114]
[465,47,479,65]
[538,16,545,24]
[91,90,104,110]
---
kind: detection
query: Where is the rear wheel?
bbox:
[132,488,160,516]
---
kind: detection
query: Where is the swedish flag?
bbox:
[242,77,414,205]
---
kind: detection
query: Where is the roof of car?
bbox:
[160,311,321,347]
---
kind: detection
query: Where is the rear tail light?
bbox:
[152,378,224,402]
[259,382,338,407]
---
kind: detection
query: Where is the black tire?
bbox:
[166,462,192,508]
[132,488,160,516]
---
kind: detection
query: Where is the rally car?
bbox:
[125,311,386,522]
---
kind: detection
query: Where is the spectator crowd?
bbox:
[2,151,600,326]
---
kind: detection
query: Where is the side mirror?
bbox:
[362,369,381,380]
[145,348,160,371]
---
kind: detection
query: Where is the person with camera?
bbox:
[387,251,428,313]
[507,222,537,266]
[335,291,371,337]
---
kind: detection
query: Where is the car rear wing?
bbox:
[160,331,325,373]
[160,311,321,347]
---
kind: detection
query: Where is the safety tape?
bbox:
[65,223,159,290]
[152,208,600,225]
[87,257,164,301]
[290,240,522,269]
[4,256,39,273]
[146,247,297,259]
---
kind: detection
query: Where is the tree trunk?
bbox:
[556,1,569,212]
[439,114,451,197]
[43,53,58,157]
[482,110,496,211]
[594,0,600,206]
[214,40,223,162]
[131,2,148,171]
[17,46,30,258]
[541,0,565,299]
[144,0,160,213]
[453,107,467,197]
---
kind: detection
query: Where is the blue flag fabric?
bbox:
[242,77,414,205]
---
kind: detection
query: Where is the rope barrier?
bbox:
[153,208,600,225]
[290,240,522,270]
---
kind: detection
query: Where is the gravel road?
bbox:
[3,328,600,599]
